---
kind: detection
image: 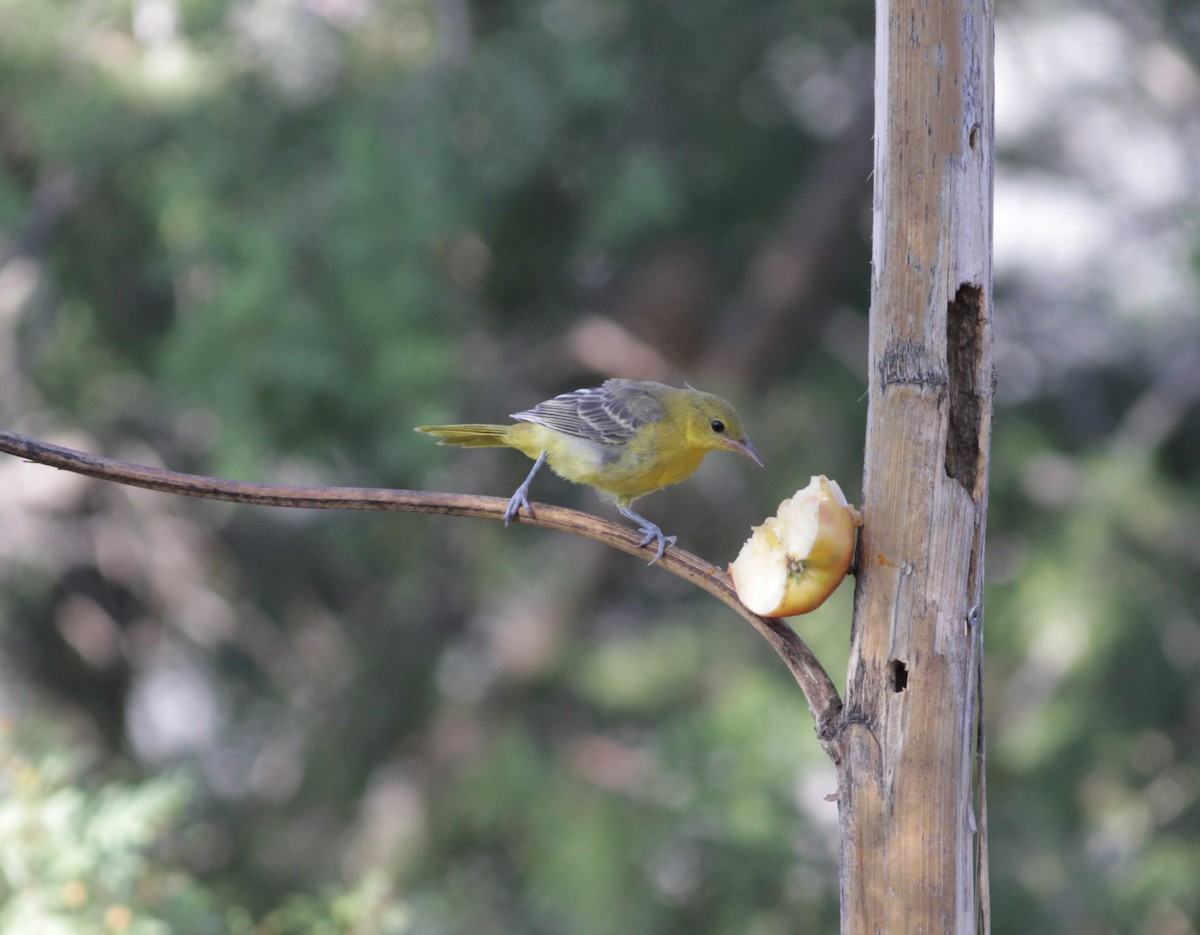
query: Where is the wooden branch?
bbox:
[838,0,994,930]
[0,429,843,747]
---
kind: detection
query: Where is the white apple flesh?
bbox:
[729,476,861,617]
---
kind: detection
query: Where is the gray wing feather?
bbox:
[511,379,666,443]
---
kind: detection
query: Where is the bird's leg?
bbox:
[505,452,547,526]
[617,505,677,565]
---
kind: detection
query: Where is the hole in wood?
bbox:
[890,660,908,692]
[945,282,985,495]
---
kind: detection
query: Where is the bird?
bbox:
[416,378,763,563]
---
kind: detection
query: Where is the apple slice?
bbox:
[729,476,861,617]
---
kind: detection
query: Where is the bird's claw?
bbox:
[505,452,547,527]
[617,505,676,564]
[504,490,532,527]
[635,525,676,565]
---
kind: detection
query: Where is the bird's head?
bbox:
[681,390,764,466]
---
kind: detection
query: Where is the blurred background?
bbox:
[1,0,1198,932]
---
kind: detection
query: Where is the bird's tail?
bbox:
[415,423,514,447]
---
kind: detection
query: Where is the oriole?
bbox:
[416,378,762,562]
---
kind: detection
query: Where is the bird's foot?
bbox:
[618,505,676,564]
[635,523,677,565]
[504,487,532,526]
[505,452,547,527]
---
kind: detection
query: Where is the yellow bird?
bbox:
[416,378,763,563]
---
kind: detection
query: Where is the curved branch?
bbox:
[0,429,844,749]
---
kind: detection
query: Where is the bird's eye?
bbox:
[710,419,726,434]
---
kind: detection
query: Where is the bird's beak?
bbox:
[723,436,764,467]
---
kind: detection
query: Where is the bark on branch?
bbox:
[837,0,995,931]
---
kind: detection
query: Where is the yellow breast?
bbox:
[508,422,708,504]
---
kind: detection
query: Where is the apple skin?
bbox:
[729,476,862,618]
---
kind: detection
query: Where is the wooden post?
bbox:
[836,0,994,931]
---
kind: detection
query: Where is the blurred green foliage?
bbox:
[2,0,1199,932]
[0,718,411,933]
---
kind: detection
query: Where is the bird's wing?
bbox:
[511,380,666,444]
